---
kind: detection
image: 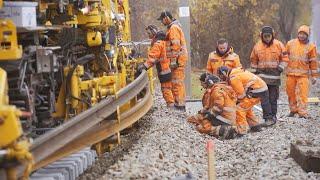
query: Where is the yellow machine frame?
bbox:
[0,19,22,60]
[0,69,33,180]
[0,0,154,178]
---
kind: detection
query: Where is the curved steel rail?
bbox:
[0,71,153,179]
[35,86,152,169]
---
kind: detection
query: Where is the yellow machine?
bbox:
[0,0,153,177]
[0,16,33,179]
[0,20,23,60]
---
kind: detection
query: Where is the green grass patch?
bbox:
[191,70,205,99]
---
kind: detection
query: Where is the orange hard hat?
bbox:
[298,25,310,36]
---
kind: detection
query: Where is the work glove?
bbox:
[246,87,254,98]
[203,110,216,120]
[250,68,257,74]
[246,92,253,98]
[170,58,179,69]
[198,109,208,114]
[135,64,147,77]
[277,65,284,73]
[311,77,317,85]
[252,68,261,75]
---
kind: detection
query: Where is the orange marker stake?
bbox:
[207,140,216,180]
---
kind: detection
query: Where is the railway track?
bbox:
[0,71,153,179]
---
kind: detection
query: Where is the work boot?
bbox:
[287,112,296,117]
[167,105,175,110]
[264,118,276,127]
[219,126,237,139]
[174,105,186,112]
[250,124,263,132]
[298,114,310,119]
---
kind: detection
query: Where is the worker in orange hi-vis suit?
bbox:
[158,11,188,111]
[187,73,213,126]
[285,25,319,118]
[217,66,273,134]
[207,38,242,75]
[136,25,174,107]
[188,73,238,139]
[250,26,289,121]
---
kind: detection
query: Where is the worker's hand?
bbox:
[253,69,261,75]
[135,64,147,77]
[170,63,178,69]
[199,109,208,114]
[277,65,284,73]
[311,77,317,85]
[203,110,216,120]
[169,58,179,69]
[138,64,147,72]
[246,89,254,98]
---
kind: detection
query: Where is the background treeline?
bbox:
[130,0,311,68]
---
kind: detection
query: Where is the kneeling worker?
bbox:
[218,66,273,135]
[187,73,215,126]
[137,25,174,107]
[194,74,238,139]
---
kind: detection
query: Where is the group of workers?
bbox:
[137,11,188,111]
[136,11,319,139]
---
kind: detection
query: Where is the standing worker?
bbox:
[137,25,174,107]
[250,26,289,122]
[217,67,274,134]
[157,11,188,111]
[285,25,319,118]
[207,38,242,75]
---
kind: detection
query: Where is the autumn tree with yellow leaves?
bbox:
[130,0,311,68]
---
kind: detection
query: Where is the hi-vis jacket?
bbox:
[144,39,171,83]
[209,82,237,125]
[207,47,242,75]
[166,20,188,68]
[286,39,318,78]
[228,68,268,99]
[250,39,289,85]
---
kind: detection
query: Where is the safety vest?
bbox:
[286,39,319,78]
[144,40,172,83]
[250,39,289,85]
[166,20,188,68]
[228,68,268,99]
[207,47,242,75]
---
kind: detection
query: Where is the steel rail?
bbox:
[30,71,148,164]
[0,71,151,179]
[34,86,153,170]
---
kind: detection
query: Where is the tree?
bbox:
[130,0,178,41]
[130,0,312,69]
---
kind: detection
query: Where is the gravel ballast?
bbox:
[80,84,320,180]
